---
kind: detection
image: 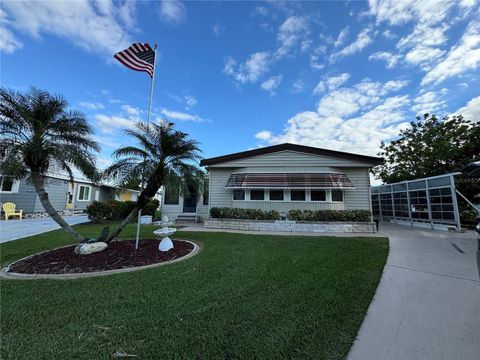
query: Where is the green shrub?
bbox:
[143,199,160,216]
[86,201,112,223]
[86,199,158,223]
[209,207,281,220]
[153,210,162,221]
[287,209,372,222]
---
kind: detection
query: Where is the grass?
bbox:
[0,223,388,359]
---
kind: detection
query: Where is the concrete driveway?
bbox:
[0,215,89,243]
[348,223,480,360]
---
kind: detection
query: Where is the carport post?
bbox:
[425,180,434,230]
[450,174,461,232]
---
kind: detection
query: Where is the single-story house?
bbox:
[0,173,141,219]
[161,143,383,222]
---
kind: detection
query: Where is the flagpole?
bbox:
[136,44,158,250]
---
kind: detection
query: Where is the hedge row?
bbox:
[287,209,372,222]
[86,199,159,223]
[210,207,280,220]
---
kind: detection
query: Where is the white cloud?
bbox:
[369,51,401,68]
[455,96,480,122]
[333,27,349,48]
[330,28,373,61]
[184,95,198,109]
[160,0,186,25]
[79,101,105,110]
[160,108,205,122]
[254,130,273,141]
[383,79,409,92]
[422,18,480,85]
[411,91,446,114]
[223,51,272,84]
[252,6,269,16]
[260,75,283,95]
[255,78,412,156]
[0,9,22,53]
[1,0,135,55]
[212,24,225,37]
[313,73,351,95]
[121,104,142,119]
[368,0,454,26]
[94,103,143,133]
[94,114,135,133]
[275,15,309,59]
[292,79,305,93]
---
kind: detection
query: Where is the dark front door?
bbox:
[183,190,197,213]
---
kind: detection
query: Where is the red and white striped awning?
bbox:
[226,173,355,190]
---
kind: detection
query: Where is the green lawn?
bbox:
[0,223,388,359]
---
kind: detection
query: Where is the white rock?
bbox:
[75,242,108,255]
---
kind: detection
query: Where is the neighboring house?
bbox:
[0,173,140,219]
[161,143,383,222]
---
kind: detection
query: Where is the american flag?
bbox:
[114,43,155,77]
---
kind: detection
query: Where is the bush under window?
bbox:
[210,207,280,220]
[287,209,371,222]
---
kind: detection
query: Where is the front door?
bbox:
[183,190,197,213]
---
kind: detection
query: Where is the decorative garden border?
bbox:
[204,219,376,233]
[0,239,199,280]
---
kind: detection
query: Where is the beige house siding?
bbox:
[163,149,375,221]
[208,150,376,168]
[343,168,372,210]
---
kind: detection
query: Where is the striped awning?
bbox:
[226,173,355,190]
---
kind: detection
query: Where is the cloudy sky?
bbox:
[1,0,479,170]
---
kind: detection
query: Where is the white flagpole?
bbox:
[136,44,158,250]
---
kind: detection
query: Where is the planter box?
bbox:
[204,219,376,233]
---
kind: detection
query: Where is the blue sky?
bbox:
[1,0,479,171]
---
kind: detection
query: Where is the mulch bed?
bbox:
[8,239,194,274]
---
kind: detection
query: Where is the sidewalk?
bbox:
[348,223,480,360]
[0,215,89,243]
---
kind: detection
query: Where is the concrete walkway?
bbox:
[348,223,480,360]
[0,215,89,243]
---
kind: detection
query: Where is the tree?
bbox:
[0,87,99,242]
[102,121,202,242]
[372,114,480,220]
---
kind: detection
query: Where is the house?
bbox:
[161,143,383,222]
[0,173,140,219]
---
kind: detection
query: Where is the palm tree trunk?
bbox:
[104,205,141,243]
[30,171,86,243]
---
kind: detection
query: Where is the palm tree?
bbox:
[0,87,99,242]
[103,121,202,242]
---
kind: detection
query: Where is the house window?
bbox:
[250,190,264,201]
[233,190,245,201]
[291,190,305,201]
[77,185,91,201]
[203,180,209,205]
[269,190,284,201]
[332,190,344,202]
[311,190,326,201]
[0,176,15,192]
[164,188,180,204]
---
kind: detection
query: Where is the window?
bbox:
[291,190,305,201]
[203,180,209,205]
[332,190,343,202]
[250,190,264,201]
[233,189,245,201]
[269,190,284,201]
[311,190,326,201]
[164,188,180,204]
[77,185,91,201]
[0,176,15,192]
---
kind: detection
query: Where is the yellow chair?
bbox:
[2,202,23,220]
